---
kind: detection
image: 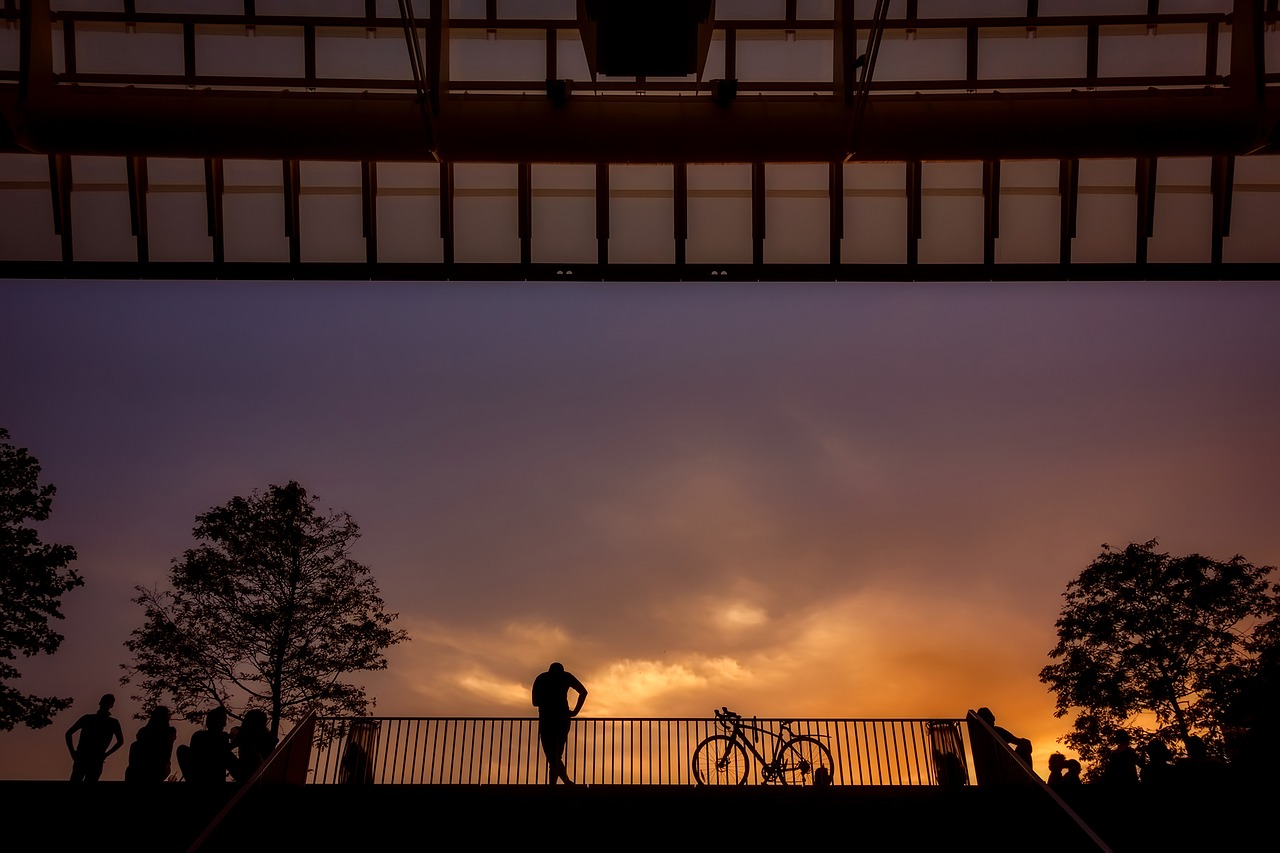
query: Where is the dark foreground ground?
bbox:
[3,780,1270,852]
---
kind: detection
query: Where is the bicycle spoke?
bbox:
[691,734,750,785]
[775,736,835,786]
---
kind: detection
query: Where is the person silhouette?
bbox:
[338,719,379,785]
[532,662,588,785]
[1047,751,1068,789]
[1142,739,1175,787]
[65,694,125,782]
[1060,759,1083,792]
[229,709,277,782]
[1100,730,1142,787]
[125,706,177,783]
[974,707,1033,769]
[176,707,232,784]
[1176,734,1228,786]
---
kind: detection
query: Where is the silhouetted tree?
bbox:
[1040,540,1278,770]
[0,428,82,731]
[1212,612,1280,777]
[123,481,408,736]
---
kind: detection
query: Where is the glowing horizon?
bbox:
[3,277,1278,784]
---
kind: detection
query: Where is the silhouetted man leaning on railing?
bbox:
[532,662,587,785]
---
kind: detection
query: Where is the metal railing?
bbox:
[305,716,974,787]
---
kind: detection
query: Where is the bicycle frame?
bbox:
[716,709,825,782]
[691,708,835,786]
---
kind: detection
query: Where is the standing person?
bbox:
[125,706,177,783]
[65,694,125,782]
[532,662,588,785]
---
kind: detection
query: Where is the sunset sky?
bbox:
[3,276,1279,781]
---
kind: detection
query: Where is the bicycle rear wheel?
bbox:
[692,734,750,785]
[774,736,834,786]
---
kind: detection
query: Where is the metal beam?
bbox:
[966,26,979,89]
[518,162,532,266]
[4,259,1278,283]
[1085,23,1099,83]
[429,0,449,116]
[575,0,598,82]
[829,161,843,266]
[906,160,921,266]
[440,161,454,265]
[1205,18,1219,81]
[834,0,857,106]
[846,0,890,158]
[1210,154,1235,264]
[545,27,557,83]
[47,153,72,262]
[62,19,77,78]
[674,163,687,267]
[1136,156,1157,264]
[183,22,196,83]
[1058,158,1078,265]
[983,159,1000,266]
[752,162,765,267]
[5,86,1277,163]
[284,158,300,265]
[596,163,609,266]
[695,4,716,82]
[126,155,149,263]
[303,23,316,88]
[204,157,224,263]
[362,160,377,265]
[18,0,54,100]
[396,0,437,155]
[1230,0,1264,105]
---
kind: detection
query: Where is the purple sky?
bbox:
[3,278,1279,780]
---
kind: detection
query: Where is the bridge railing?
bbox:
[305,716,974,786]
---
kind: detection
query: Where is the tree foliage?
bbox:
[1040,539,1278,767]
[0,428,82,731]
[123,481,408,735]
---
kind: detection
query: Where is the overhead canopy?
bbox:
[0,0,1278,279]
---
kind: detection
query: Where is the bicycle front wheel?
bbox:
[692,734,750,785]
[775,736,834,786]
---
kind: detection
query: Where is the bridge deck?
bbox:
[5,779,1268,852]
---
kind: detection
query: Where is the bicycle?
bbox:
[691,707,834,786]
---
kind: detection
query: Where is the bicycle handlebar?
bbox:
[711,710,830,745]
[716,708,764,742]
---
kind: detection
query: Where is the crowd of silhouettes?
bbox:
[971,704,1264,795]
[1044,733,1248,798]
[65,694,278,784]
[59,686,1266,793]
